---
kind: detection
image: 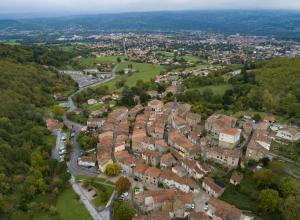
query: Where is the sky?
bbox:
[0,0,299,16]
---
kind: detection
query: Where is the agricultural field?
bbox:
[79,56,125,67]
[102,61,165,90]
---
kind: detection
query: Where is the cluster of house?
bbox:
[78,94,300,220]
[132,180,246,220]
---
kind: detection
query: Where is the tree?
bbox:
[253,169,276,188]
[78,133,97,150]
[113,201,135,220]
[115,177,131,195]
[283,195,300,220]
[52,105,64,118]
[105,163,120,176]
[259,189,280,213]
[279,177,300,198]
[253,113,262,122]
[117,57,122,63]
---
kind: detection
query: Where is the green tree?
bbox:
[105,163,121,176]
[52,105,64,118]
[279,177,300,198]
[259,189,280,213]
[113,201,135,220]
[253,169,276,188]
[115,177,131,195]
[283,195,300,220]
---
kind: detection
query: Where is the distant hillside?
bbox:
[1,11,300,41]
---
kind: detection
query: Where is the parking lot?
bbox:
[61,71,112,88]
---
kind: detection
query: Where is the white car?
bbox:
[59,149,66,155]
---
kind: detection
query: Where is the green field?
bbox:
[102,61,165,90]
[79,56,125,67]
[36,188,92,220]
[86,102,103,111]
[179,55,203,62]
[156,51,174,57]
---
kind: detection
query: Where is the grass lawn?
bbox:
[36,188,92,220]
[56,188,92,220]
[86,103,103,111]
[219,171,259,212]
[79,56,125,67]
[156,51,174,57]
[179,55,203,62]
[102,61,165,91]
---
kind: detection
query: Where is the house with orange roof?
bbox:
[202,177,225,198]
[134,163,150,181]
[202,147,241,168]
[181,159,210,180]
[148,99,164,115]
[168,129,200,159]
[142,149,161,167]
[185,112,201,127]
[205,114,237,139]
[218,127,241,148]
[145,167,161,185]
[206,198,242,220]
[160,153,177,168]
[132,128,147,152]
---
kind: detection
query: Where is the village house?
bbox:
[145,167,161,185]
[118,156,136,176]
[115,135,128,152]
[206,198,242,220]
[142,149,161,167]
[45,118,63,132]
[230,172,244,186]
[159,169,197,193]
[160,153,177,168]
[181,159,208,180]
[185,112,201,127]
[218,127,241,148]
[202,177,225,198]
[77,155,96,167]
[134,189,193,213]
[132,128,148,152]
[205,114,237,139]
[246,124,272,161]
[134,163,150,181]
[172,165,188,177]
[168,129,200,159]
[202,147,241,168]
[276,127,300,142]
[189,212,210,220]
[141,137,156,151]
[148,99,164,115]
[87,118,105,131]
[87,98,98,105]
[155,139,169,152]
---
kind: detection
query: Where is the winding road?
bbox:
[59,67,119,220]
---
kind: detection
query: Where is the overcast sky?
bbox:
[0,0,300,15]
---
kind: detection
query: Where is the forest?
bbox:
[178,57,300,123]
[0,44,75,219]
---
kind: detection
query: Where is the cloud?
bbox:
[0,0,300,14]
